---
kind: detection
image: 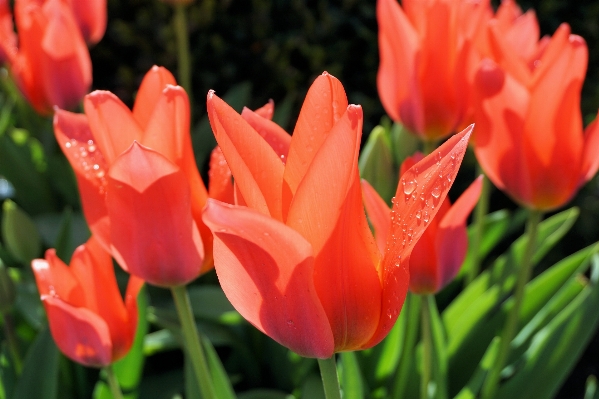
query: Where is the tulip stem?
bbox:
[104,364,124,399]
[318,356,342,399]
[467,170,491,284]
[420,294,433,399]
[171,285,217,399]
[173,3,192,101]
[480,209,543,399]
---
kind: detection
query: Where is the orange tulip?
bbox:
[376,0,490,140]
[208,100,291,205]
[473,23,599,210]
[54,66,211,287]
[363,154,482,294]
[203,72,472,358]
[66,0,107,45]
[31,237,143,367]
[0,0,92,114]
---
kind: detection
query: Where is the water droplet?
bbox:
[287,319,295,328]
[416,210,421,220]
[436,151,442,165]
[65,141,72,148]
[263,232,270,237]
[431,186,441,198]
[403,178,416,195]
[88,144,96,153]
[423,210,430,224]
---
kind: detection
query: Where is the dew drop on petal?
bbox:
[431,185,441,199]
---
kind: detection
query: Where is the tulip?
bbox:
[376,0,491,141]
[66,0,107,45]
[54,66,211,287]
[207,99,290,205]
[362,153,483,294]
[0,0,93,114]
[473,23,599,210]
[203,72,472,358]
[31,236,143,367]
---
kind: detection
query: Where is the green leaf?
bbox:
[390,293,420,399]
[93,287,149,399]
[237,389,294,399]
[0,342,17,399]
[2,200,41,264]
[359,125,397,204]
[443,208,582,394]
[389,122,419,166]
[202,335,236,399]
[460,210,512,278]
[0,132,55,214]
[495,256,599,399]
[187,285,240,324]
[339,352,364,399]
[143,330,179,356]
[12,328,59,399]
[585,375,598,399]
[426,296,447,399]
[453,338,501,399]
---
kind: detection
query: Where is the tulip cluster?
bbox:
[0,0,104,114]
[3,1,596,398]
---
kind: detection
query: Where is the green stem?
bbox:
[466,169,491,285]
[392,293,421,399]
[173,3,192,102]
[318,356,342,399]
[480,209,543,399]
[420,295,433,399]
[171,285,217,399]
[3,313,23,374]
[104,364,124,399]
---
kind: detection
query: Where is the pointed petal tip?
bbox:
[207,90,216,100]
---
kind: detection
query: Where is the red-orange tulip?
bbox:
[474,23,599,210]
[0,0,92,114]
[31,237,143,367]
[376,0,490,140]
[203,72,472,358]
[363,154,482,294]
[54,66,211,287]
[66,0,107,45]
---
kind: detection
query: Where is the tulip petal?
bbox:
[524,31,586,209]
[241,107,291,162]
[132,66,177,130]
[487,20,532,85]
[312,175,382,351]
[364,125,472,349]
[207,91,285,219]
[409,227,438,294]
[42,295,112,367]
[202,199,335,358]
[107,142,203,287]
[0,0,17,63]
[286,105,362,254]
[284,72,348,198]
[208,146,234,204]
[69,0,106,44]
[376,0,418,124]
[31,250,84,306]
[361,179,390,256]
[69,237,134,361]
[436,176,483,289]
[254,99,274,119]
[53,109,110,248]
[474,59,533,206]
[84,91,143,164]
[40,0,91,111]
[582,113,599,183]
